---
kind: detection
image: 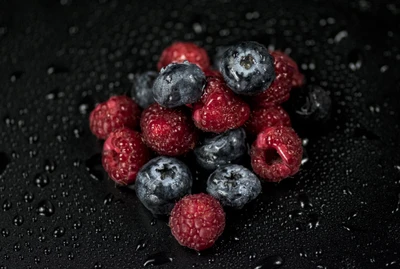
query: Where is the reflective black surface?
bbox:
[0,0,399,268]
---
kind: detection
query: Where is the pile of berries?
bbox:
[89,41,310,251]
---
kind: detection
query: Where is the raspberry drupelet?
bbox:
[245,106,291,136]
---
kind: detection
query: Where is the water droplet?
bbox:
[298,193,313,208]
[136,239,147,251]
[1,228,10,237]
[143,252,173,267]
[254,255,284,269]
[342,186,353,195]
[44,160,56,173]
[53,227,66,238]
[0,152,10,175]
[23,192,34,203]
[334,30,348,43]
[103,193,114,205]
[47,64,69,75]
[288,210,303,219]
[85,154,104,181]
[301,148,309,166]
[348,49,363,71]
[10,71,24,82]
[33,174,50,188]
[37,200,55,216]
[150,218,157,226]
[78,96,95,115]
[2,199,12,211]
[392,193,400,214]
[13,215,24,226]
[45,88,65,100]
[307,213,320,229]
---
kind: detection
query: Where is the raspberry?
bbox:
[141,103,198,156]
[89,96,141,140]
[251,126,302,182]
[270,50,304,87]
[157,42,210,71]
[245,106,291,135]
[192,77,250,133]
[249,52,294,107]
[169,193,225,251]
[102,128,150,185]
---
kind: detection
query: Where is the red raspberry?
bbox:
[141,103,198,156]
[250,52,294,107]
[251,126,302,182]
[270,50,304,87]
[89,96,141,140]
[157,42,210,71]
[192,77,250,133]
[169,193,225,251]
[245,106,291,136]
[102,128,150,185]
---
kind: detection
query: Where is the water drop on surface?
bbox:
[103,193,114,205]
[298,193,313,209]
[136,239,147,251]
[253,255,284,269]
[0,152,10,176]
[143,252,173,267]
[37,200,55,216]
[47,64,69,75]
[33,174,50,188]
[348,49,363,71]
[23,192,34,203]
[13,215,24,226]
[10,71,24,82]
[85,154,104,181]
[53,227,66,238]
[2,199,12,211]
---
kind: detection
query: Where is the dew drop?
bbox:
[143,252,173,267]
[254,255,284,269]
[37,200,55,216]
[33,174,50,188]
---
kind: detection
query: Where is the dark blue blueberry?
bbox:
[194,128,247,171]
[152,62,206,108]
[295,86,331,122]
[219,41,275,95]
[135,156,192,215]
[131,71,157,109]
[207,164,261,209]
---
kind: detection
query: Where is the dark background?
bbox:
[1,0,400,268]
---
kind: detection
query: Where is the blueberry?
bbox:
[194,128,247,171]
[219,41,275,95]
[135,156,192,215]
[152,62,206,108]
[294,85,332,122]
[131,71,157,109]
[207,164,261,209]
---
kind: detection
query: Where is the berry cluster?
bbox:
[89,41,307,251]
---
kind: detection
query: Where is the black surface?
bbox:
[1,0,400,268]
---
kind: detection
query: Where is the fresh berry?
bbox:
[157,42,210,71]
[219,41,275,95]
[141,103,198,156]
[270,50,304,87]
[169,193,225,251]
[292,85,332,122]
[249,51,294,107]
[207,165,261,209]
[89,96,141,140]
[135,156,192,215]
[192,77,250,133]
[153,62,206,108]
[131,71,157,109]
[194,128,247,170]
[251,126,302,182]
[245,106,291,135]
[102,128,150,185]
